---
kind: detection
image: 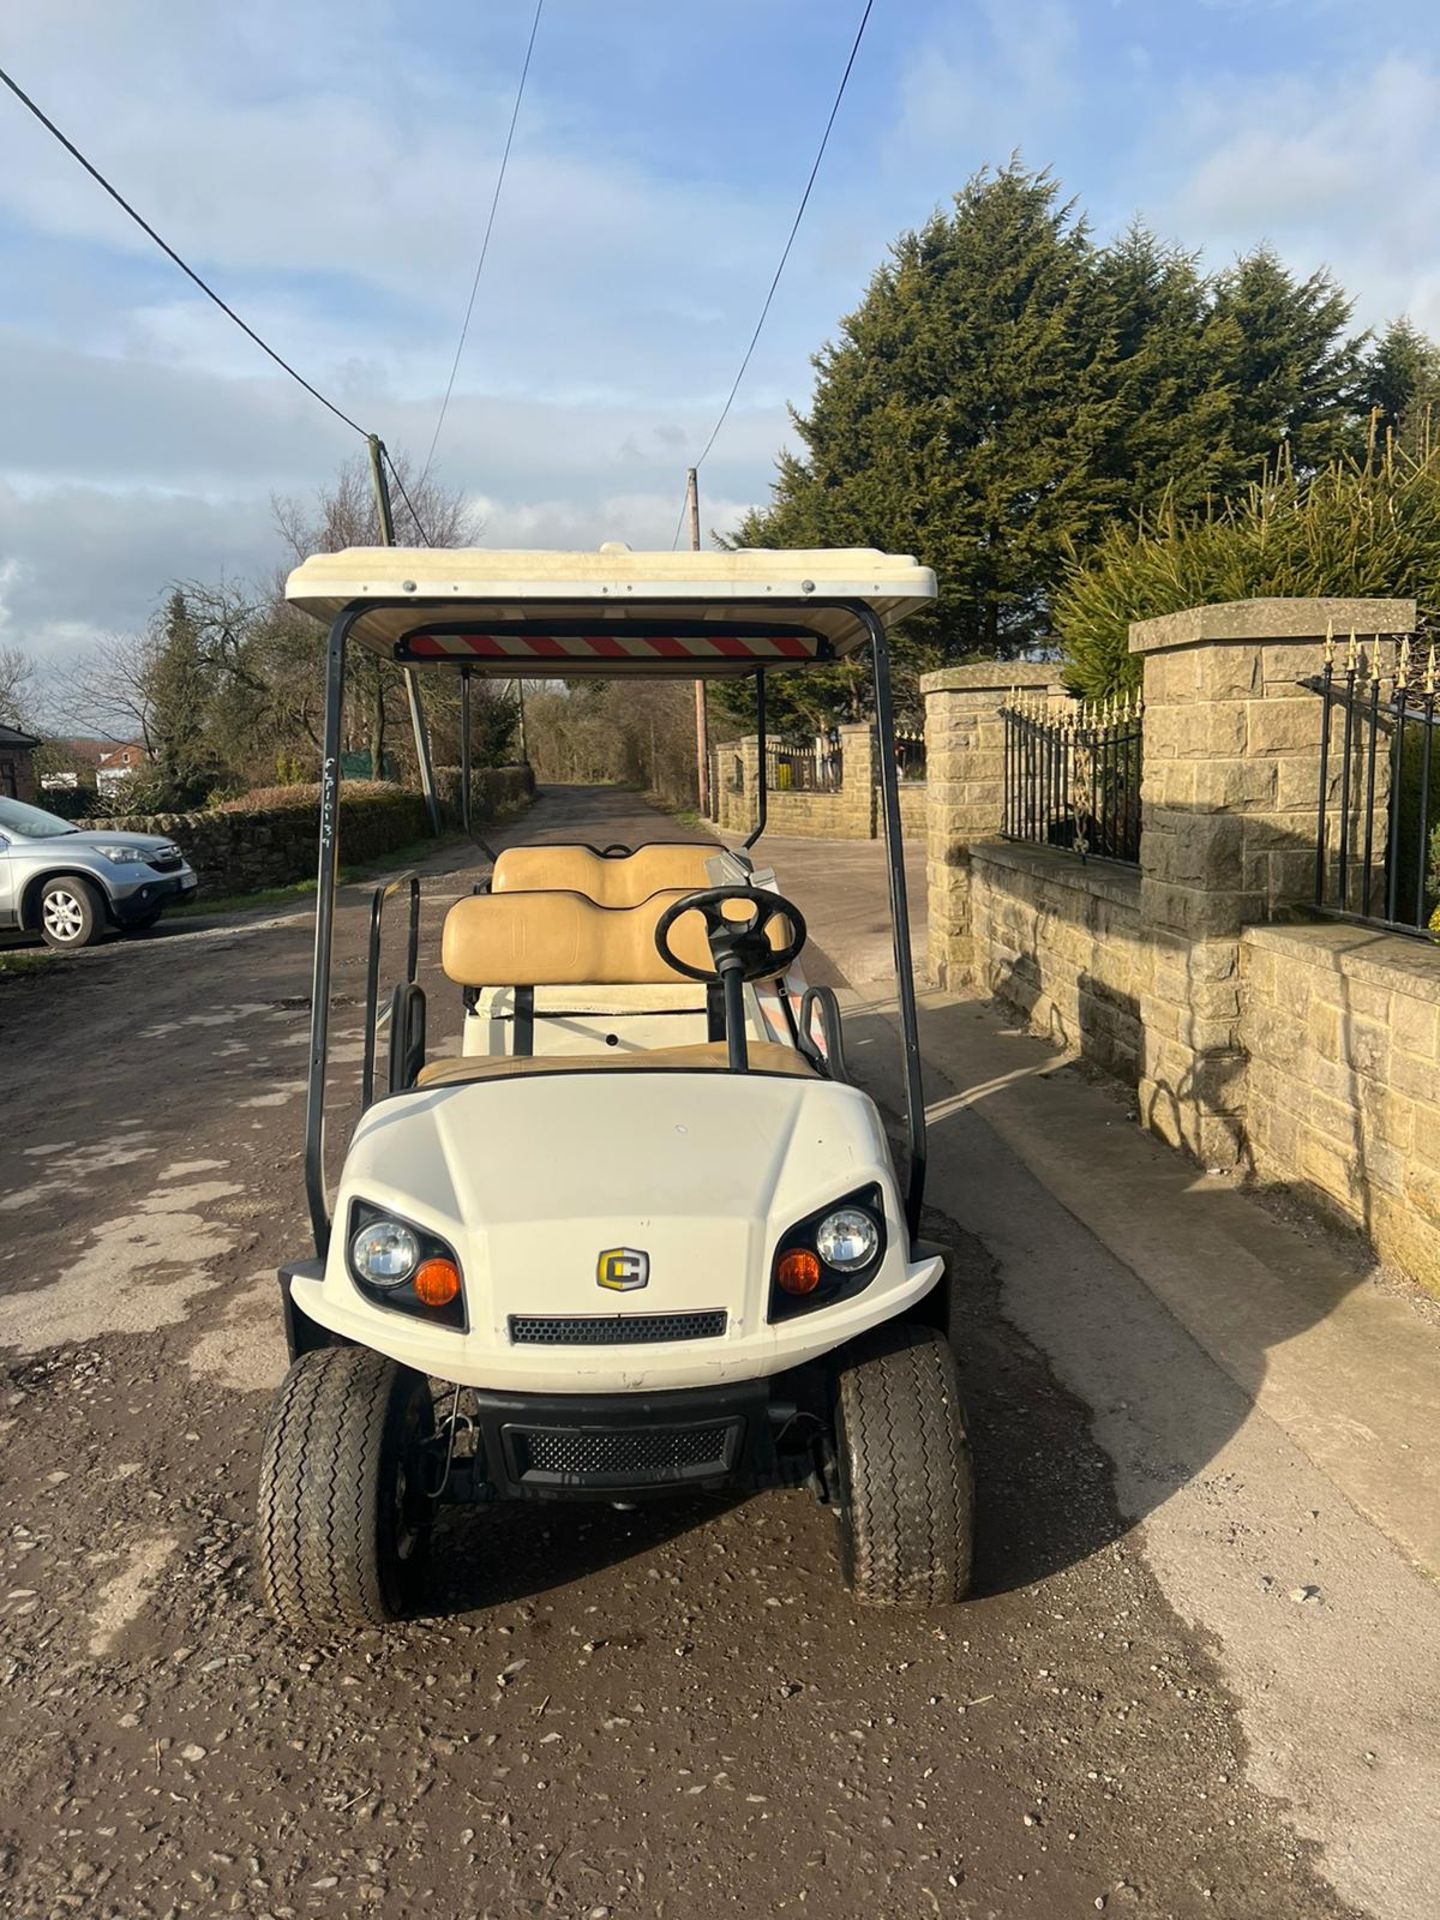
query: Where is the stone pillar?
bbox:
[1132,595,1416,1167]
[837,721,876,838]
[921,663,1068,989]
[731,733,761,837]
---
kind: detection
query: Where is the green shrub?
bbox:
[217,780,430,864]
[1056,442,1440,700]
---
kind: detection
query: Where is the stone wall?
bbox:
[105,766,533,895]
[706,724,926,843]
[924,596,1440,1296]
[1241,922,1440,1284]
[969,841,1147,1084]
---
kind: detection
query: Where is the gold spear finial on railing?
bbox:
[1427,642,1437,697]
[1345,630,1358,674]
[1324,619,1335,668]
[1399,634,1413,686]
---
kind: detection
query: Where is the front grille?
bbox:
[149,848,182,873]
[509,1310,727,1346]
[513,1423,732,1480]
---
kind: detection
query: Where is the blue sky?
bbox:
[2,0,1438,671]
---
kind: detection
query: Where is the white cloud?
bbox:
[1169,54,1440,330]
[897,0,1080,159]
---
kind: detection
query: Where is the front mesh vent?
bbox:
[509,1310,727,1346]
[514,1424,731,1478]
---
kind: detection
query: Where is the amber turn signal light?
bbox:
[413,1257,462,1308]
[776,1248,822,1296]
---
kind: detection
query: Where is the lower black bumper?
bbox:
[110,872,197,925]
[458,1376,826,1502]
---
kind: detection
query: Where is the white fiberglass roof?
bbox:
[282,545,936,674]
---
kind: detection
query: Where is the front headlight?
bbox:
[350,1217,420,1286]
[346,1202,467,1331]
[97,845,151,866]
[769,1185,887,1321]
[816,1207,880,1272]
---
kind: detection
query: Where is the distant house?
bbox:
[97,743,149,797]
[0,723,40,801]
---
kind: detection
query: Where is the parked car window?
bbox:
[0,797,79,839]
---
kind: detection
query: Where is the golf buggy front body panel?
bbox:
[290,1067,944,1395]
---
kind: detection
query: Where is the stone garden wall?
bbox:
[924,598,1440,1295]
[104,765,533,895]
[709,723,926,844]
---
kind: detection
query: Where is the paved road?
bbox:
[0,788,1373,1919]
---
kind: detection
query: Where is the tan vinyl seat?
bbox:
[441,887,790,989]
[491,842,717,908]
[416,1042,816,1087]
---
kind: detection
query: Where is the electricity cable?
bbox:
[0,63,368,440]
[384,447,436,546]
[670,0,875,547]
[418,0,544,490]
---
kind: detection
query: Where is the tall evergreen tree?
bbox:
[1206,248,1360,480]
[734,164,1114,691]
[1087,225,1237,515]
[147,589,218,806]
[1358,317,1440,452]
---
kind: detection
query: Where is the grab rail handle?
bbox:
[361,871,421,1109]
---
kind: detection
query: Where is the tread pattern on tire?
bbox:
[837,1323,974,1609]
[257,1346,413,1634]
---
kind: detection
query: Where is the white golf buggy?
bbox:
[257,545,972,1631]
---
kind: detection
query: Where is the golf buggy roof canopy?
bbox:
[283,544,936,677]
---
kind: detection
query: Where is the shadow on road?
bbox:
[837,997,1366,1601]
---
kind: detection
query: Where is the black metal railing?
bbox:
[766,732,843,792]
[894,732,927,783]
[1311,633,1439,936]
[1001,692,1143,865]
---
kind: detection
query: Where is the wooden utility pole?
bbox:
[687,466,710,817]
[367,434,440,835]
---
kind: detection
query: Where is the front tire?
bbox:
[256,1346,436,1633]
[38,876,106,949]
[835,1323,974,1608]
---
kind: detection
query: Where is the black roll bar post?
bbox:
[305,607,360,1258]
[743,669,767,850]
[847,602,927,1244]
[459,666,473,836]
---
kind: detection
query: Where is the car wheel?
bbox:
[835,1322,974,1608]
[256,1346,437,1634]
[38,876,106,950]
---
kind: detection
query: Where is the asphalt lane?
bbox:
[0,788,1362,1919]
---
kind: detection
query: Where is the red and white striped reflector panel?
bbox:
[404,631,819,663]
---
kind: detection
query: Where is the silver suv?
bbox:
[0,796,198,949]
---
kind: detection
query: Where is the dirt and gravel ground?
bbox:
[0,789,1373,1918]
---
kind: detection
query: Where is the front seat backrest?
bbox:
[491,843,716,908]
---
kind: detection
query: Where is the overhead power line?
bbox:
[418,0,545,490]
[0,63,368,439]
[670,0,875,549]
[383,447,436,547]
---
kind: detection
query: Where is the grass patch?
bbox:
[169,832,473,919]
[0,948,58,978]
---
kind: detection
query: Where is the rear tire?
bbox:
[256,1346,436,1633]
[38,875,106,949]
[835,1323,974,1608]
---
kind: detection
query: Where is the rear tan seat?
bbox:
[441,888,789,988]
[416,1041,815,1087]
[491,842,716,908]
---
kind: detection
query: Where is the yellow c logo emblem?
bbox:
[597,1247,650,1291]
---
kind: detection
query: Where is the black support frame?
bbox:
[301,596,929,1259]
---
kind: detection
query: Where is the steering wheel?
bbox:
[654,885,806,984]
